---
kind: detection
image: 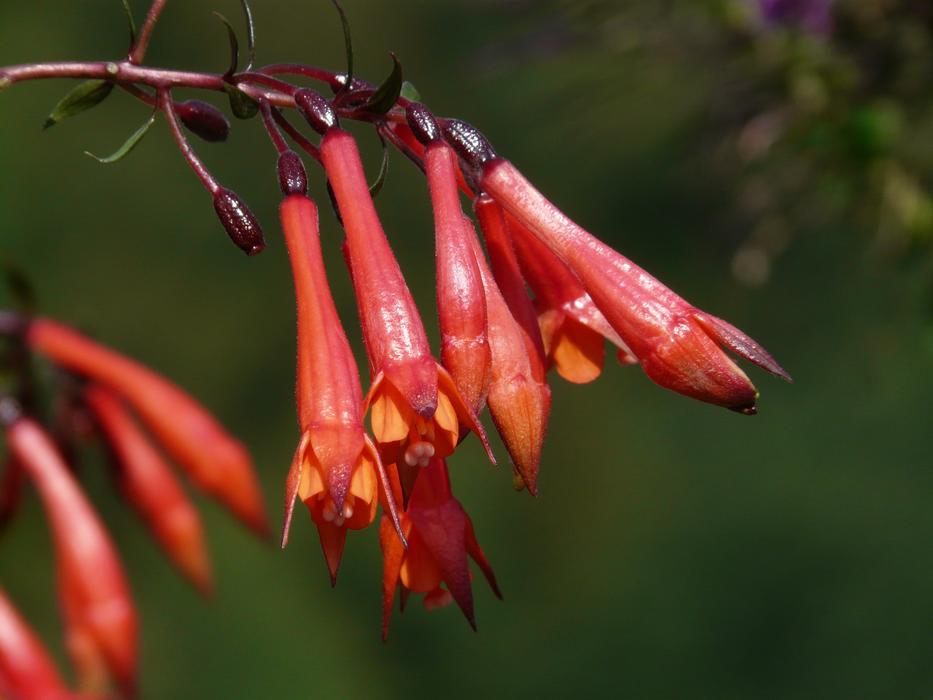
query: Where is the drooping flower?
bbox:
[315,119,493,497]
[508,210,637,383]
[479,157,791,413]
[380,458,500,640]
[6,415,137,697]
[83,384,213,595]
[278,192,402,583]
[0,587,74,700]
[25,318,268,535]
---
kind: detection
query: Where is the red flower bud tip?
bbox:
[380,458,500,640]
[212,187,266,256]
[424,141,491,417]
[508,210,638,383]
[84,385,213,596]
[0,587,73,700]
[277,150,308,197]
[174,99,230,142]
[6,417,138,697]
[474,195,547,374]
[480,159,791,413]
[321,129,493,496]
[278,194,403,583]
[26,318,269,537]
[467,219,551,495]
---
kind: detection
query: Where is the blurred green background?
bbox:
[1,1,931,698]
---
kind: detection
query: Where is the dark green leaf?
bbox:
[84,110,157,164]
[330,0,353,91]
[240,0,256,71]
[364,53,403,115]
[400,80,421,103]
[121,0,137,46]
[369,135,390,197]
[213,11,239,77]
[224,84,259,119]
[42,80,114,130]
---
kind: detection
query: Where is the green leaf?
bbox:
[240,0,256,71]
[369,136,390,197]
[213,11,239,77]
[364,53,403,115]
[224,84,259,119]
[120,0,137,45]
[400,81,421,103]
[84,110,157,164]
[42,80,114,130]
[330,0,353,90]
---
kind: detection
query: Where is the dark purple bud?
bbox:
[175,100,231,142]
[212,188,265,255]
[277,150,308,196]
[406,103,440,145]
[294,89,338,134]
[442,119,496,170]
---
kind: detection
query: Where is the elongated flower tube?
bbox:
[84,384,213,595]
[278,193,402,583]
[6,416,137,697]
[318,125,493,497]
[0,587,74,700]
[380,458,500,640]
[479,158,791,413]
[466,215,551,494]
[423,137,491,417]
[508,212,638,383]
[25,318,268,534]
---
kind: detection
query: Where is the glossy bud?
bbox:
[442,119,496,171]
[175,99,230,142]
[277,150,308,196]
[213,187,265,256]
[406,103,440,145]
[294,89,338,134]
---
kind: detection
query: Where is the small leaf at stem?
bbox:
[400,80,421,103]
[42,80,114,129]
[84,110,157,164]
[330,0,353,91]
[213,11,239,78]
[364,53,403,115]
[120,0,137,46]
[240,0,256,71]
[369,135,390,197]
[224,84,259,119]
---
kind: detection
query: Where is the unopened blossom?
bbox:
[279,192,402,582]
[380,458,500,640]
[26,318,268,535]
[6,416,137,697]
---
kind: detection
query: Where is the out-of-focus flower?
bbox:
[320,126,493,497]
[26,318,268,536]
[759,0,833,35]
[480,157,791,414]
[0,587,74,700]
[278,192,402,583]
[6,416,137,697]
[380,458,500,640]
[83,384,213,595]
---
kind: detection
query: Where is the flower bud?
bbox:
[442,119,496,171]
[213,187,265,256]
[277,150,308,197]
[175,99,230,142]
[406,103,440,145]
[294,89,338,134]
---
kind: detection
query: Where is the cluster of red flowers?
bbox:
[0,318,267,698]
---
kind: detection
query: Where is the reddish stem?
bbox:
[129,0,169,64]
[160,90,218,194]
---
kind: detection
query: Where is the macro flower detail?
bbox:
[380,458,501,639]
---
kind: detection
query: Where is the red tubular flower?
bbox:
[466,215,551,494]
[0,587,74,700]
[320,127,493,495]
[83,384,213,595]
[380,458,500,640]
[508,211,638,383]
[6,417,137,697]
[424,140,491,417]
[25,318,268,535]
[480,158,791,413]
[278,193,402,583]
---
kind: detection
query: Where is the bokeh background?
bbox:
[1,1,931,698]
